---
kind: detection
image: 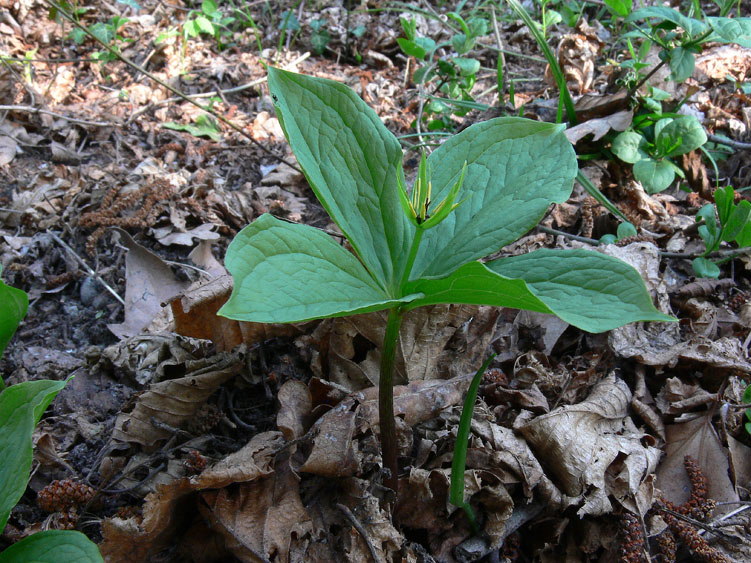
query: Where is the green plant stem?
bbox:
[398,226,425,290]
[379,306,404,494]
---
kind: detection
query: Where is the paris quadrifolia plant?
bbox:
[219,68,674,496]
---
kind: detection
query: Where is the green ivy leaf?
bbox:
[487,249,674,332]
[218,214,418,323]
[267,67,413,293]
[411,118,577,280]
[634,158,675,193]
[0,379,67,531]
[0,266,28,362]
[0,530,101,563]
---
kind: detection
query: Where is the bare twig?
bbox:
[708,133,751,151]
[46,230,125,305]
[337,503,380,563]
[0,104,113,127]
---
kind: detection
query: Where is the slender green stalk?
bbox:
[450,354,495,534]
[379,306,404,494]
[398,226,425,290]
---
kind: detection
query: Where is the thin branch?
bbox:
[708,133,751,151]
[337,503,380,563]
[46,230,125,305]
[0,104,114,127]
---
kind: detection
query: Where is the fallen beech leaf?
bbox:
[152,223,220,247]
[277,380,312,441]
[188,240,226,277]
[111,353,242,447]
[656,414,738,511]
[108,228,191,339]
[564,110,633,144]
[520,374,660,516]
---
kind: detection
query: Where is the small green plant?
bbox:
[0,266,102,561]
[397,13,487,130]
[599,221,638,245]
[694,185,751,277]
[163,110,223,140]
[309,18,330,55]
[450,354,495,534]
[89,15,132,64]
[743,383,751,436]
[219,68,673,496]
[611,113,707,194]
[182,0,236,51]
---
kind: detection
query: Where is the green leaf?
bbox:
[627,7,707,37]
[163,114,221,140]
[612,131,647,164]
[404,262,555,314]
[634,158,675,193]
[267,68,413,293]
[194,14,215,35]
[0,530,102,563]
[714,185,735,225]
[311,29,330,55]
[487,249,674,332]
[659,116,707,156]
[735,220,751,247]
[617,222,638,239]
[201,0,218,16]
[452,57,480,77]
[707,17,751,48]
[722,200,751,242]
[410,118,577,280]
[219,214,417,323]
[604,0,631,17]
[0,266,28,362]
[668,46,695,82]
[0,379,67,531]
[397,37,435,60]
[693,256,721,278]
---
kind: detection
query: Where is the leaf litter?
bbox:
[1,0,751,561]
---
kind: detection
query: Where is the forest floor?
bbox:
[2,0,751,561]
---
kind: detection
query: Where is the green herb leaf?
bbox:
[604,0,631,17]
[707,17,751,48]
[668,46,695,82]
[219,214,418,323]
[0,266,28,362]
[634,158,675,193]
[659,116,707,156]
[612,131,647,164]
[487,249,674,332]
[0,530,102,563]
[410,118,576,280]
[0,379,67,531]
[267,68,413,292]
[693,256,721,278]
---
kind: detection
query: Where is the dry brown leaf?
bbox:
[728,435,751,493]
[695,45,751,82]
[276,380,312,441]
[321,305,498,391]
[108,228,191,339]
[564,109,633,144]
[151,223,219,247]
[188,240,226,277]
[520,374,660,516]
[111,353,242,447]
[656,414,738,511]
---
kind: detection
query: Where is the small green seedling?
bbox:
[164,111,223,141]
[612,114,707,193]
[0,267,102,561]
[694,185,751,277]
[450,354,495,534]
[743,383,751,436]
[220,68,673,495]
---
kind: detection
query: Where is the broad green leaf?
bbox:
[714,185,735,225]
[410,118,577,280]
[0,266,28,362]
[0,530,102,563]
[219,214,417,323]
[452,57,480,77]
[201,0,218,16]
[617,221,638,239]
[634,158,675,193]
[723,200,751,242]
[735,220,751,248]
[627,7,707,37]
[0,379,67,531]
[707,17,751,48]
[267,68,413,293]
[668,46,695,82]
[612,131,646,164]
[194,14,215,35]
[604,0,631,17]
[404,261,555,314]
[487,249,674,332]
[693,257,720,278]
[660,116,707,156]
[397,37,435,60]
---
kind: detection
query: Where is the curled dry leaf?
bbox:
[276,380,313,441]
[111,353,242,448]
[564,109,633,144]
[519,374,660,516]
[318,304,498,391]
[108,228,191,340]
